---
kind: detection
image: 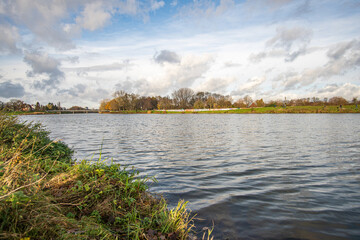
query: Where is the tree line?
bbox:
[0,99,87,112]
[99,88,358,111]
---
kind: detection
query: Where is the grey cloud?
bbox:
[66,56,80,64]
[294,0,311,17]
[59,84,87,97]
[0,24,21,54]
[250,26,312,63]
[115,77,150,95]
[1,0,165,51]
[224,62,242,68]
[1,0,75,50]
[272,39,360,90]
[316,83,360,99]
[154,50,181,64]
[23,50,64,89]
[266,26,312,49]
[66,61,131,76]
[317,84,338,93]
[0,81,25,98]
[327,40,360,60]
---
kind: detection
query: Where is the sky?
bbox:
[0,0,359,108]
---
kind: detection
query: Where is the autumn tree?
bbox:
[206,96,216,108]
[329,96,348,105]
[194,99,205,109]
[243,95,253,107]
[69,106,85,110]
[157,96,172,110]
[255,99,265,107]
[234,99,246,108]
[99,99,109,111]
[105,99,119,111]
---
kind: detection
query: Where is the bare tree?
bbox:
[172,88,194,109]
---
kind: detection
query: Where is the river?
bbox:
[19,114,360,240]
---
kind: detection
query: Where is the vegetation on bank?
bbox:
[97,105,360,114]
[0,114,205,239]
[99,88,358,112]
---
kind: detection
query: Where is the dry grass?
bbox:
[0,114,207,239]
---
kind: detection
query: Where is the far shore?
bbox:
[11,105,359,115]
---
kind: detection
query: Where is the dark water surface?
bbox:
[20,114,360,239]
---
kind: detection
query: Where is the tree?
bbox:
[243,95,253,107]
[206,96,216,108]
[35,102,41,111]
[69,106,85,110]
[99,99,109,111]
[234,99,246,108]
[255,99,265,107]
[46,103,54,110]
[194,99,205,109]
[113,90,127,111]
[329,96,348,105]
[105,99,119,111]
[157,96,172,110]
[5,99,26,111]
[352,97,358,104]
[172,88,194,109]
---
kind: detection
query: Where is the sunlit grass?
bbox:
[0,113,205,239]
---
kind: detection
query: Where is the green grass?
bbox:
[0,114,209,239]
[152,105,360,114]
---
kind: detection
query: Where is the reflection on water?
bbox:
[20,114,360,239]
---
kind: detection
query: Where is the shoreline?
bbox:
[10,105,359,115]
[0,114,203,239]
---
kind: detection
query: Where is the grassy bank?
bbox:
[98,105,359,114]
[0,114,205,239]
[195,105,360,114]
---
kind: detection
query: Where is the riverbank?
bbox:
[100,105,359,114]
[0,114,203,239]
[7,105,360,115]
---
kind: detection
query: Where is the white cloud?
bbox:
[76,2,111,31]
[171,1,178,7]
[151,0,165,11]
[231,76,266,96]
[178,0,235,18]
[65,61,132,75]
[196,77,234,93]
[164,54,214,89]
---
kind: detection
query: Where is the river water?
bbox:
[20,114,360,239]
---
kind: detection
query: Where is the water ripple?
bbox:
[20,114,360,239]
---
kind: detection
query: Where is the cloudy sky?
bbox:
[0,0,359,108]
